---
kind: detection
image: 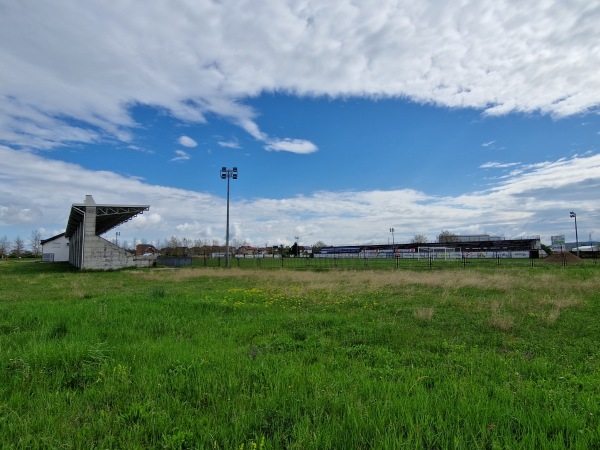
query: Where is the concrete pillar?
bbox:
[82,195,97,269]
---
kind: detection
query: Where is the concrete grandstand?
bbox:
[65,195,156,270]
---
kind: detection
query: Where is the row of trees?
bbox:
[153,233,454,256]
[0,230,457,260]
[154,232,456,251]
[155,236,327,257]
[410,231,456,244]
[0,231,42,258]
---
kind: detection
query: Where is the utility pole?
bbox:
[569,211,579,257]
[220,167,238,267]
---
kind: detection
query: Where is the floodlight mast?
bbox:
[221,167,238,267]
[570,211,579,257]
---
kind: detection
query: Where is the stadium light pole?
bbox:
[569,211,579,257]
[115,231,120,247]
[389,228,395,246]
[221,167,238,267]
[295,236,300,257]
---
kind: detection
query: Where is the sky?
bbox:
[1,0,600,249]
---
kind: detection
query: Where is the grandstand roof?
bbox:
[65,195,149,238]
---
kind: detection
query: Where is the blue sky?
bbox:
[1,1,600,249]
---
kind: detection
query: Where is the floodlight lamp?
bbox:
[570,211,576,218]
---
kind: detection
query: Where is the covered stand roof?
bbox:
[65,195,149,238]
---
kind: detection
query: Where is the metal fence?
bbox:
[189,254,598,270]
[156,256,193,267]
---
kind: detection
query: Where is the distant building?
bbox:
[136,244,157,256]
[316,235,541,259]
[161,246,189,257]
[236,246,261,257]
[41,233,70,262]
[299,245,312,256]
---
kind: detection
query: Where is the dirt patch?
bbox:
[543,252,583,264]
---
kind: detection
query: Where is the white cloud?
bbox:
[170,150,191,162]
[265,138,318,154]
[176,222,203,234]
[178,136,197,148]
[480,161,520,169]
[131,213,163,228]
[2,145,599,246]
[0,1,598,149]
[218,139,241,149]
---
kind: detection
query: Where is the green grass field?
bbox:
[1,260,599,449]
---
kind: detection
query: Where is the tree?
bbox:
[30,230,42,257]
[312,241,326,253]
[0,235,10,258]
[13,236,25,257]
[410,233,428,244]
[230,238,247,250]
[437,230,459,243]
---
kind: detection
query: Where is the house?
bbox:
[41,233,70,262]
[235,246,261,257]
[136,244,157,256]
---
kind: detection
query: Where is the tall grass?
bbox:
[1,260,599,448]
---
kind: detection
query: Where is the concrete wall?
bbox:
[41,235,70,262]
[84,236,156,270]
